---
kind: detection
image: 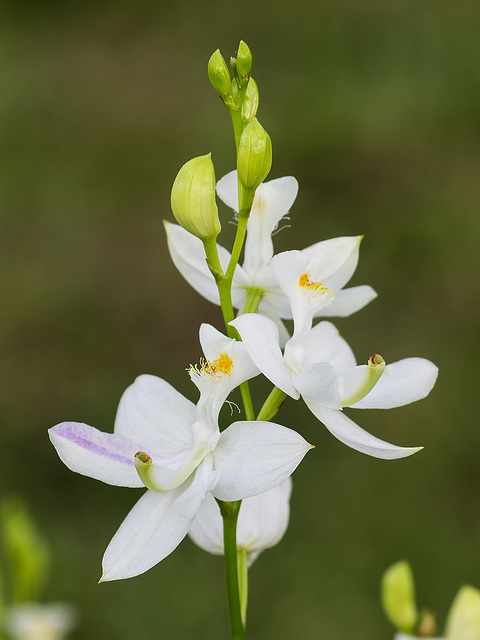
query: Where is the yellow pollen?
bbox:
[299,273,328,293]
[191,353,234,378]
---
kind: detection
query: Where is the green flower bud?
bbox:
[381,561,418,634]
[241,77,259,123]
[445,586,480,640]
[208,49,232,99]
[171,154,221,240]
[237,118,272,190]
[236,40,252,79]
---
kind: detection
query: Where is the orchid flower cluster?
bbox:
[382,561,480,640]
[48,41,438,638]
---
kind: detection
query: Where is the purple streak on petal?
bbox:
[52,422,141,467]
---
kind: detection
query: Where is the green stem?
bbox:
[239,382,255,421]
[237,548,249,628]
[203,235,237,338]
[219,500,245,640]
[257,386,287,422]
[241,287,264,315]
[226,210,250,282]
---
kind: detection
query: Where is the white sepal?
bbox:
[212,421,312,501]
[305,402,422,460]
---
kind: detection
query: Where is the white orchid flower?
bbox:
[164,171,376,342]
[231,311,438,460]
[49,324,311,581]
[4,603,76,640]
[189,478,292,566]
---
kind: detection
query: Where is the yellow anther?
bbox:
[298,273,335,303]
[190,353,234,379]
[298,273,327,292]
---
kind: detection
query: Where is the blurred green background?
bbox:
[1,0,479,638]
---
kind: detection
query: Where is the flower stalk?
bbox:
[218,500,245,640]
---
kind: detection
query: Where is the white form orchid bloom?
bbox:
[231,252,438,459]
[189,478,292,566]
[164,171,376,341]
[4,603,76,640]
[49,324,311,581]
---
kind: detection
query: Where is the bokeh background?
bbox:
[1,0,479,638]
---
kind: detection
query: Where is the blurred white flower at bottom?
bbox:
[189,479,292,566]
[5,603,76,640]
[395,635,444,640]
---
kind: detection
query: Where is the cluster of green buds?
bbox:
[170,41,272,243]
[381,561,480,639]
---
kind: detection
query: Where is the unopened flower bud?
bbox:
[237,118,272,190]
[171,154,221,240]
[208,49,232,99]
[236,40,252,79]
[382,561,418,634]
[241,77,259,123]
[445,586,480,640]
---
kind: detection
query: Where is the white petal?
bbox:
[164,221,221,304]
[216,170,238,211]
[191,324,260,425]
[243,176,299,275]
[293,363,342,409]
[301,235,362,291]
[164,221,245,309]
[114,375,196,452]
[271,250,310,308]
[301,321,357,375]
[199,323,259,388]
[188,493,224,555]
[271,251,334,335]
[350,358,438,409]
[316,285,377,317]
[257,298,291,347]
[230,313,298,398]
[304,402,422,460]
[237,477,292,554]
[49,422,144,487]
[212,421,312,501]
[101,457,216,580]
[189,478,292,558]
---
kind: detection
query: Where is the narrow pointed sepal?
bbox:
[305,402,423,460]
